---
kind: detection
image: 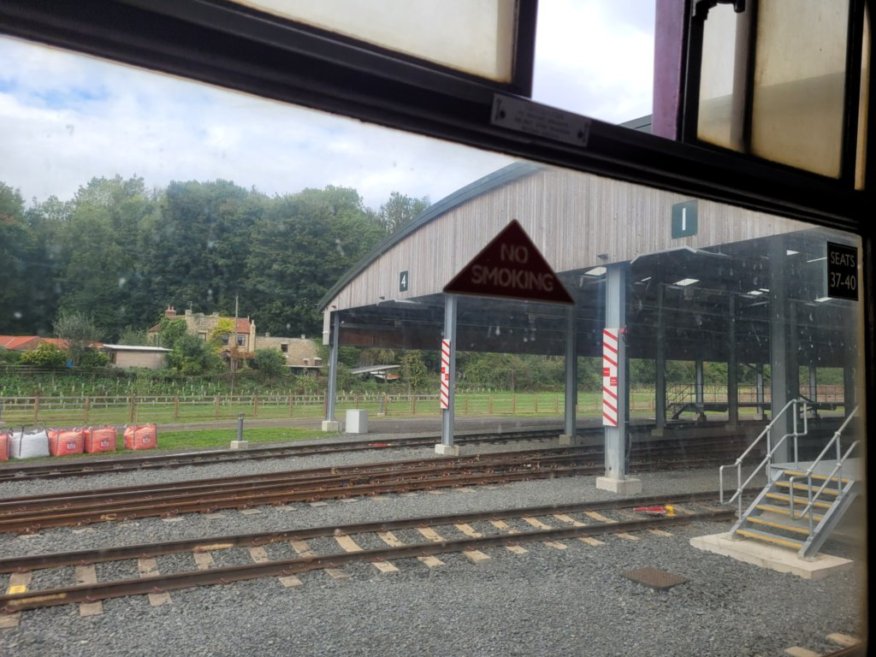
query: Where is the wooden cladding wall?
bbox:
[325,166,809,313]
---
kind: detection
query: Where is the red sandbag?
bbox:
[48,428,85,456]
[0,432,9,462]
[124,424,158,450]
[84,426,117,454]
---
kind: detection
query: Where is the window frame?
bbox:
[0,0,873,619]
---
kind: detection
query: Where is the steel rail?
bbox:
[0,427,569,481]
[0,507,734,613]
[0,463,593,533]
[0,446,580,510]
[0,489,740,573]
[0,426,750,481]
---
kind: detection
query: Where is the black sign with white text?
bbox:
[826,242,858,301]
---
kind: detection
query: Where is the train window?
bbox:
[0,26,867,657]
[532,0,655,125]
[225,0,519,83]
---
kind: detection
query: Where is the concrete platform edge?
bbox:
[689,532,853,580]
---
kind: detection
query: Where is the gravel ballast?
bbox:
[0,436,866,657]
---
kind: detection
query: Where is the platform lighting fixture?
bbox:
[674,278,699,286]
[786,250,799,256]
[747,289,764,296]
[585,266,607,277]
[807,256,827,263]
[815,297,832,303]
[758,288,769,292]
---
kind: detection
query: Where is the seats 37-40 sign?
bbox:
[443,220,573,304]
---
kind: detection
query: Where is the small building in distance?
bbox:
[149,306,256,352]
[101,344,171,370]
[255,334,323,375]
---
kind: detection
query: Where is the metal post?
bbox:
[654,283,666,436]
[769,238,797,462]
[808,365,818,403]
[755,363,765,420]
[237,414,244,442]
[695,358,705,414]
[597,263,640,494]
[561,305,577,443]
[437,294,459,455]
[322,311,340,431]
[727,294,739,428]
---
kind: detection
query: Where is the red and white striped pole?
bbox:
[602,328,619,427]
[440,339,451,410]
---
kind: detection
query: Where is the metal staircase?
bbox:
[719,400,860,559]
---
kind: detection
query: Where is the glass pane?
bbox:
[0,32,867,657]
[231,0,516,82]
[697,3,741,149]
[751,0,849,177]
[532,0,655,126]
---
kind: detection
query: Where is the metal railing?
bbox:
[719,398,808,517]
[788,407,859,534]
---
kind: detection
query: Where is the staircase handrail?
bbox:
[719,398,807,517]
[788,407,858,531]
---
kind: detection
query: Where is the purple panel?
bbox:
[652,0,687,140]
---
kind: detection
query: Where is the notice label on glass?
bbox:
[826,242,858,301]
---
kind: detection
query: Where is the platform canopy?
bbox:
[320,163,855,368]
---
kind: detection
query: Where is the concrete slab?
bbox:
[596,476,643,495]
[690,532,853,580]
[229,440,249,449]
[434,443,460,456]
[321,420,340,432]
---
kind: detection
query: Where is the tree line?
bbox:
[0,177,428,342]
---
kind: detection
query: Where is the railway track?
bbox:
[0,427,567,482]
[0,426,752,482]
[0,443,753,534]
[0,491,735,615]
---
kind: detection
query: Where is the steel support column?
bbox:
[727,295,739,428]
[654,284,666,436]
[755,363,765,420]
[561,305,578,443]
[437,294,459,455]
[769,239,798,462]
[322,311,341,431]
[695,358,705,421]
[597,264,641,494]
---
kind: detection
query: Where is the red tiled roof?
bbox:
[0,336,41,351]
[236,318,252,334]
[0,336,78,351]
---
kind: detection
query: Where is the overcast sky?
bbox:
[0,1,655,211]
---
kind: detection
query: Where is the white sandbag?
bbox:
[10,428,50,459]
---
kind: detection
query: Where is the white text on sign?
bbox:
[470,244,555,293]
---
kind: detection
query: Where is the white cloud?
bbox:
[0,2,655,210]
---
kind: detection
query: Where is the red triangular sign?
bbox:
[443,220,573,304]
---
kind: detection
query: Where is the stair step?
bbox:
[765,492,833,509]
[745,516,811,535]
[782,470,851,484]
[773,481,840,496]
[735,528,803,550]
[754,504,824,522]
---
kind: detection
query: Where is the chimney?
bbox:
[165,306,176,319]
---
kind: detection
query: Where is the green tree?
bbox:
[378,191,429,235]
[53,310,102,366]
[252,348,287,379]
[0,182,35,334]
[401,350,428,392]
[155,317,188,349]
[20,342,67,369]
[244,186,384,336]
[167,333,221,375]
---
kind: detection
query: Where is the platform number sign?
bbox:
[399,270,409,292]
[826,242,858,301]
[671,200,698,238]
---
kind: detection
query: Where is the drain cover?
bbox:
[622,567,687,590]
